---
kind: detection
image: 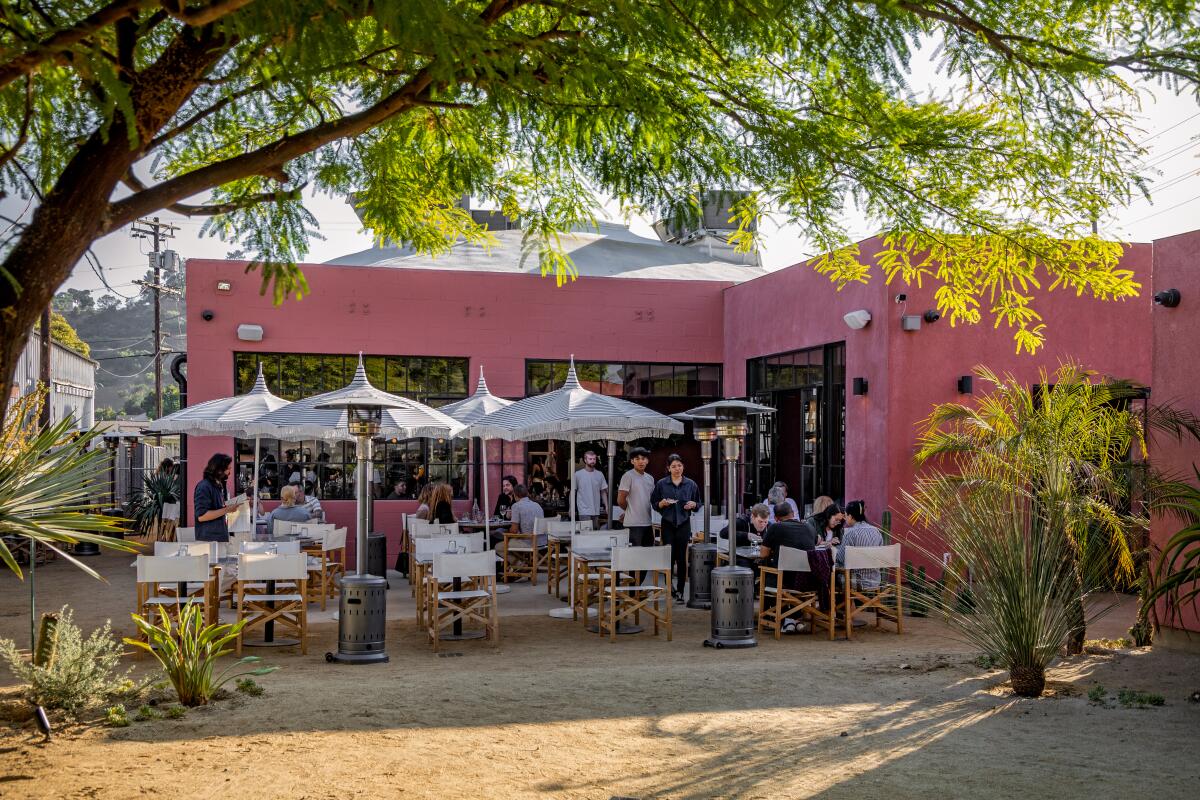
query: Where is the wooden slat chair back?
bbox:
[428,551,499,651]
[503,519,546,586]
[842,544,903,639]
[570,531,630,621]
[307,526,347,610]
[235,553,308,654]
[134,554,212,637]
[756,546,824,640]
[598,545,672,641]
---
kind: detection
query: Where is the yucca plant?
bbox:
[126,470,181,537]
[913,362,1200,653]
[905,471,1105,697]
[0,391,134,580]
[125,606,277,707]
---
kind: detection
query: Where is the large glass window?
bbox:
[527,359,721,398]
[233,352,470,500]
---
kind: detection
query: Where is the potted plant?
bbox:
[127,471,181,540]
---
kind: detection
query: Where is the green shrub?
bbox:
[1117,689,1165,708]
[135,704,159,721]
[235,678,265,697]
[1087,685,1107,704]
[164,705,187,719]
[104,706,130,727]
[0,607,130,717]
[125,606,277,707]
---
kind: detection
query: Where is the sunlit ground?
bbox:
[1,551,1197,799]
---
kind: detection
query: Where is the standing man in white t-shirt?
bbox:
[574,450,608,529]
[617,447,655,547]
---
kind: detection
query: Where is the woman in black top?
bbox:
[650,454,700,601]
[494,475,518,518]
[194,453,239,543]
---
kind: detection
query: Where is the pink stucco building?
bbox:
[181,215,1198,640]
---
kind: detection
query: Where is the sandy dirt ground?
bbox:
[0,550,1198,799]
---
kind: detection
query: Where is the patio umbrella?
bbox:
[438,367,513,549]
[470,356,683,618]
[247,356,465,573]
[146,363,289,523]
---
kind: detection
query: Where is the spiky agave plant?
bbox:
[127,470,181,536]
[904,470,1103,697]
[0,392,134,579]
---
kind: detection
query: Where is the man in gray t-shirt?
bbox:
[574,450,608,528]
[508,484,546,543]
[617,447,655,547]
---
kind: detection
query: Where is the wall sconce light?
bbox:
[923,309,941,323]
[216,280,232,293]
[852,377,869,396]
[236,324,263,341]
[957,375,974,394]
[1154,288,1181,308]
[843,309,872,330]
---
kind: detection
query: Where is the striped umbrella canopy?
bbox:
[438,366,514,424]
[469,357,682,619]
[439,367,514,549]
[146,363,288,436]
[245,356,464,442]
[469,357,683,443]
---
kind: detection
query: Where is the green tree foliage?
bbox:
[49,311,90,356]
[3,1,1200,396]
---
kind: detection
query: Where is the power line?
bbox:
[1127,192,1200,225]
[1136,110,1200,147]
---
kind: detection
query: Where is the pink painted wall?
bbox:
[1150,230,1200,635]
[725,237,1155,569]
[185,259,730,564]
[722,237,892,525]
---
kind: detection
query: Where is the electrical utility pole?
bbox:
[130,217,180,420]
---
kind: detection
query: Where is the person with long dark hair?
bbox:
[494,475,518,519]
[650,453,699,602]
[194,453,240,543]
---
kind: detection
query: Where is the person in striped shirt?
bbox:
[836,500,884,590]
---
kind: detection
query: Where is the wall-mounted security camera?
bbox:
[923,309,941,323]
[894,293,907,304]
[200,309,215,322]
[843,309,872,330]
[1153,288,1181,308]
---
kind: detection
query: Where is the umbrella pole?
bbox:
[606,439,616,529]
[549,438,580,620]
[252,436,261,531]
[482,438,490,550]
[569,439,576,531]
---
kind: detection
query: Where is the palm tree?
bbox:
[1141,468,1200,631]
[912,362,1200,653]
[0,392,134,580]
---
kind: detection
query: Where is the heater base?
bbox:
[703,636,757,649]
[325,650,390,665]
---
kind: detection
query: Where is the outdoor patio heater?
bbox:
[676,412,718,609]
[315,400,397,665]
[690,400,774,649]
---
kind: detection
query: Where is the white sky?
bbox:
[38,77,1200,296]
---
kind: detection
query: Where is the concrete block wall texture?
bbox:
[1150,230,1200,636]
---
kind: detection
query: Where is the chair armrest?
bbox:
[758,566,782,578]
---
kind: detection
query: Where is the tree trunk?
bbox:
[1009,664,1046,697]
[1066,565,1086,655]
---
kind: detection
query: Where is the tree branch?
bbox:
[0,76,34,171]
[0,0,151,91]
[160,0,258,27]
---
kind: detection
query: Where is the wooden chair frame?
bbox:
[757,547,819,640]
[502,527,545,585]
[134,554,213,641]
[841,545,903,639]
[306,527,347,610]
[545,520,592,596]
[235,554,308,654]
[596,546,672,641]
[427,552,499,652]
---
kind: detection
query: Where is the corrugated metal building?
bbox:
[11,331,97,430]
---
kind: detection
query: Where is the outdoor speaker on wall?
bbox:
[957,375,974,394]
[843,309,872,330]
[852,377,869,396]
[237,324,264,342]
[901,315,921,331]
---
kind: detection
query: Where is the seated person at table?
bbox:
[759,502,817,566]
[265,485,311,534]
[836,500,885,590]
[429,482,456,525]
[384,479,408,500]
[293,482,323,519]
[716,503,771,546]
[494,475,518,519]
[413,483,435,521]
[506,484,545,541]
[762,486,787,523]
[809,502,845,548]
